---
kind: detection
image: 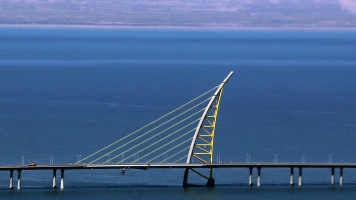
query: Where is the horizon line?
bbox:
[1,24,356,31]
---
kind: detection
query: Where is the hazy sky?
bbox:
[0,0,355,27]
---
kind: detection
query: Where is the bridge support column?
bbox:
[60,169,64,190]
[249,167,253,186]
[340,167,343,187]
[183,168,189,187]
[257,167,261,187]
[298,167,302,187]
[17,170,21,190]
[206,179,215,187]
[10,170,14,190]
[53,169,57,189]
[331,167,335,185]
[206,168,215,187]
[290,168,294,186]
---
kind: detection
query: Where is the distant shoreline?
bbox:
[1,24,356,31]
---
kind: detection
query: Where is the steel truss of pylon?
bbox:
[183,71,234,187]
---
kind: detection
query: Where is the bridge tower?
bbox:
[183,71,234,187]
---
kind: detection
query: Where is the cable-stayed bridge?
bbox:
[1,71,356,190]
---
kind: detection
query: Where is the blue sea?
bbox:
[0,28,356,199]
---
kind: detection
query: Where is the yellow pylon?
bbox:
[184,71,234,187]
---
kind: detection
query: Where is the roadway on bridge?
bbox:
[2,163,356,171]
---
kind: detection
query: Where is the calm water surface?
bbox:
[0,28,355,199]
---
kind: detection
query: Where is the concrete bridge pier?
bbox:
[9,170,13,190]
[298,167,302,187]
[60,169,64,190]
[53,169,57,189]
[249,167,253,186]
[257,167,261,187]
[17,170,21,190]
[206,178,215,187]
[205,168,215,187]
[290,168,294,186]
[340,167,343,187]
[331,167,335,185]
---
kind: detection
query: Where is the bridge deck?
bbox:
[1,163,356,171]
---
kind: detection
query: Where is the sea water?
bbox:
[0,28,355,199]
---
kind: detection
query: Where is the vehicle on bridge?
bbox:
[28,163,37,166]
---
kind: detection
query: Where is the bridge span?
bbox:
[2,162,356,171]
[0,162,353,190]
[1,71,354,190]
